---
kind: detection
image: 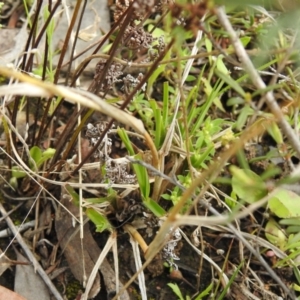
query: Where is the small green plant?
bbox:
[167,283,187,300]
[11,146,56,183]
[162,174,193,213]
[65,184,115,233]
[167,281,213,300]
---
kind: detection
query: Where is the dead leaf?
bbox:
[55,193,101,299]
[0,27,28,67]
[0,249,13,276]
[14,250,50,300]
[55,188,130,299]
[0,249,29,276]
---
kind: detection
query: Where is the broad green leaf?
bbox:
[147,65,165,96]
[225,191,237,209]
[42,147,56,157]
[265,218,287,250]
[118,128,150,200]
[240,36,251,47]
[227,36,251,53]
[29,146,42,165]
[269,189,300,218]
[292,283,300,292]
[36,148,56,168]
[285,232,300,250]
[286,226,300,234]
[85,191,117,204]
[235,105,253,130]
[195,282,213,299]
[226,97,245,106]
[86,208,112,232]
[117,128,134,155]
[216,55,229,75]
[161,193,171,200]
[85,197,112,204]
[167,283,184,300]
[215,69,246,97]
[147,24,169,41]
[149,100,164,148]
[280,218,300,226]
[143,198,166,217]
[9,176,18,190]
[65,184,80,206]
[191,145,214,169]
[11,166,26,179]
[266,122,283,144]
[231,166,267,203]
[186,75,196,82]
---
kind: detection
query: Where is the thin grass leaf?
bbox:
[85,208,112,232]
[167,283,185,300]
[143,198,166,217]
[162,81,169,128]
[195,282,213,300]
[215,69,246,97]
[191,79,224,136]
[118,128,150,199]
[217,261,243,300]
[149,100,164,148]
[64,184,80,206]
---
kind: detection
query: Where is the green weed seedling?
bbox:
[265,189,300,260]
[230,166,268,204]
[11,146,56,186]
[129,92,154,130]
[167,283,187,300]
[65,185,114,233]
[167,281,213,300]
[129,81,173,149]
[162,174,193,214]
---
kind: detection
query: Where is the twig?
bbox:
[0,203,63,300]
[0,220,35,238]
[0,202,23,222]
